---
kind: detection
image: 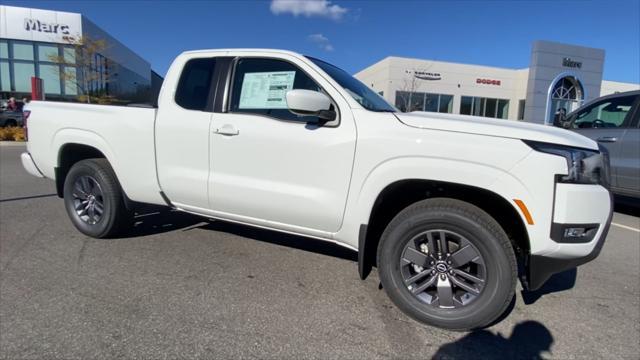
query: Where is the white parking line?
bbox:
[611,222,640,233]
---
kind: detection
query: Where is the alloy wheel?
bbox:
[400,229,486,308]
[71,175,105,225]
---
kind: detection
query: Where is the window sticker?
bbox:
[238,71,296,109]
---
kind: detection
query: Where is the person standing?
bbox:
[6,97,18,111]
[19,97,29,111]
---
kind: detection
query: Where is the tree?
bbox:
[397,61,439,112]
[47,36,115,104]
[397,70,420,112]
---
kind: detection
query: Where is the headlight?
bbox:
[523,140,610,186]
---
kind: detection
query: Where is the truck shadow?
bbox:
[124,205,358,262]
[432,320,554,360]
[201,220,358,262]
[123,205,208,238]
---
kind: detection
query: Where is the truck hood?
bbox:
[396,112,598,150]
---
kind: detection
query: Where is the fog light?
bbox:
[552,224,599,243]
[564,227,588,237]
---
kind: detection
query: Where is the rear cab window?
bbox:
[175,58,217,111]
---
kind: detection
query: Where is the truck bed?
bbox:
[25,101,165,205]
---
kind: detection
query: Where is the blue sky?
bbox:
[4,0,639,83]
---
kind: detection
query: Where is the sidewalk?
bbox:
[0,141,26,147]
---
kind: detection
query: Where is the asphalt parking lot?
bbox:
[1,142,639,359]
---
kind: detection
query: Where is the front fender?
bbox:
[336,156,535,250]
[356,156,532,227]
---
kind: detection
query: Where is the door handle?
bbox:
[214,124,239,136]
[596,136,617,143]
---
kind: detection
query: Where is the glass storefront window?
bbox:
[13,62,35,92]
[63,46,76,64]
[439,95,453,113]
[473,97,483,116]
[410,92,424,111]
[460,96,472,115]
[12,42,34,61]
[0,41,8,59]
[425,93,439,112]
[396,91,453,113]
[39,64,62,95]
[497,99,510,119]
[38,44,59,62]
[485,98,497,118]
[460,96,510,119]
[1,61,10,91]
[64,67,78,95]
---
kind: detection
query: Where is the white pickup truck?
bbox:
[22,49,612,330]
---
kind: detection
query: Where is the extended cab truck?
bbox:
[22,49,613,330]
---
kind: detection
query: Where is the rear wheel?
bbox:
[63,159,130,238]
[377,198,516,331]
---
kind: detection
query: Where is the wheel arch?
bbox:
[56,142,108,197]
[357,175,530,280]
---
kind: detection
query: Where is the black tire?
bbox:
[377,198,516,331]
[63,158,130,238]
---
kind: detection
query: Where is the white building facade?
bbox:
[0,5,161,103]
[355,40,639,124]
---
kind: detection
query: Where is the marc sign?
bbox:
[24,18,71,35]
[476,78,501,86]
[0,6,82,44]
[562,57,583,69]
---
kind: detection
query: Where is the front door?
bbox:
[568,94,638,189]
[208,56,356,234]
[616,112,640,196]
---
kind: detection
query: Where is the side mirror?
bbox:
[286,89,336,122]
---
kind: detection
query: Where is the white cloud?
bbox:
[307,33,334,51]
[271,0,348,21]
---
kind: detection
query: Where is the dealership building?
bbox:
[0,5,161,103]
[356,40,639,124]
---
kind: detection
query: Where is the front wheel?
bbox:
[63,159,130,238]
[377,198,516,331]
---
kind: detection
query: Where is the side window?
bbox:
[175,58,216,111]
[229,58,323,122]
[571,95,637,129]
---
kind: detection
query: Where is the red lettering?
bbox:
[476,78,501,86]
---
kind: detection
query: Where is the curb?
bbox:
[0,141,26,147]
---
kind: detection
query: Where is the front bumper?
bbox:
[21,152,44,178]
[525,184,613,291]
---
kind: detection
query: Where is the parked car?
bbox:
[0,108,24,127]
[21,49,613,331]
[560,90,639,199]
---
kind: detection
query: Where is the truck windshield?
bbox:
[307,57,397,113]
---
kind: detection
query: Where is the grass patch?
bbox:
[0,127,26,141]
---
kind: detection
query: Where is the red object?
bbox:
[31,77,44,100]
[476,78,501,86]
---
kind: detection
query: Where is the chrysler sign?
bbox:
[414,71,442,81]
[0,5,82,44]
